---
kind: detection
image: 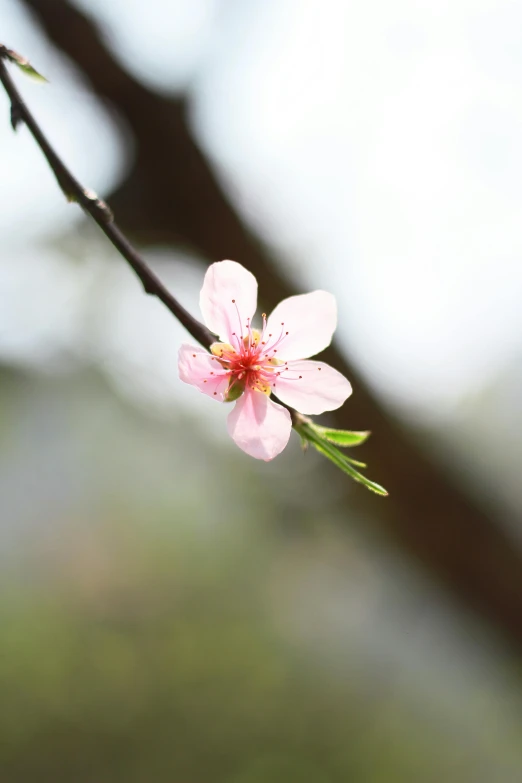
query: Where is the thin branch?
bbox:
[0,47,214,349]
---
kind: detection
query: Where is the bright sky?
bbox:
[1,0,522,425]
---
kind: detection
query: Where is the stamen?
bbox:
[261,321,289,354]
[235,305,244,337]
[258,312,268,345]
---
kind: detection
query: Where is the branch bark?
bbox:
[0,48,213,349]
[17,0,522,652]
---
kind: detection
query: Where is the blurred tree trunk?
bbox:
[18,0,522,652]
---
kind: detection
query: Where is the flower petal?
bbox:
[227,390,292,460]
[273,360,352,415]
[265,291,337,360]
[178,343,230,401]
[200,260,258,343]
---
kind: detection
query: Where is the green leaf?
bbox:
[5,49,47,82]
[312,439,387,496]
[311,425,370,447]
[298,423,388,496]
[340,455,367,469]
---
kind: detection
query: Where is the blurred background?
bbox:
[1,1,522,780]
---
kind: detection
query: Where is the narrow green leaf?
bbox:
[14,61,47,82]
[5,49,47,82]
[314,440,388,496]
[341,455,367,469]
[300,424,388,496]
[311,425,370,447]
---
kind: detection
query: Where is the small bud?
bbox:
[2,47,48,82]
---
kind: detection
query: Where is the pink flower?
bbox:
[178,260,352,460]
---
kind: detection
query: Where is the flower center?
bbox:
[207,306,292,401]
[211,332,278,397]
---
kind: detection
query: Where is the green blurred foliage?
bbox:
[0,366,521,783]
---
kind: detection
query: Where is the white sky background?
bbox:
[1,0,522,425]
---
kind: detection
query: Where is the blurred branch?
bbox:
[0,48,213,349]
[18,0,522,651]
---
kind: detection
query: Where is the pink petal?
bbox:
[178,343,230,401]
[273,360,352,415]
[200,260,258,343]
[265,291,337,360]
[227,390,292,460]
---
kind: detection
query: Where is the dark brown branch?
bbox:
[0,48,214,350]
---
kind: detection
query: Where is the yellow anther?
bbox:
[211,341,234,356]
[254,381,271,396]
[243,328,262,348]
